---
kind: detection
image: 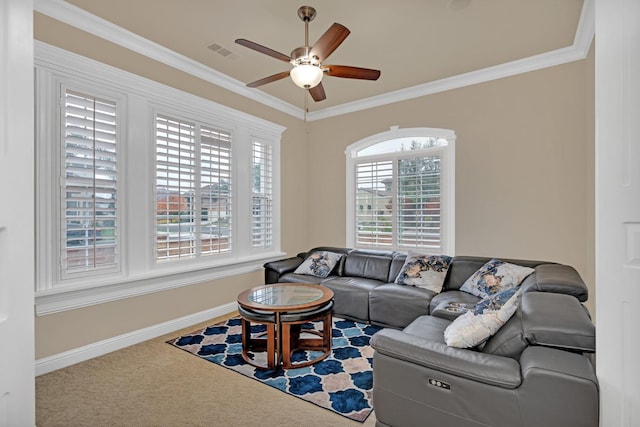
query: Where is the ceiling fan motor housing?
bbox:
[291,46,320,65]
[297,6,317,22]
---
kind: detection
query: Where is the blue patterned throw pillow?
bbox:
[459,258,534,299]
[444,287,523,348]
[294,251,342,278]
[395,252,453,293]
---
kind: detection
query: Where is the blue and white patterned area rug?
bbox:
[167,316,381,422]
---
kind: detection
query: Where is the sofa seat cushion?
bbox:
[402,315,451,344]
[369,284,435,329]
[321,277,384,322]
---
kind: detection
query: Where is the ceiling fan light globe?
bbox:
[290,64,323,89]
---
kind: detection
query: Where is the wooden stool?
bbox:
[238,305,277,369]
[280,300,334,369]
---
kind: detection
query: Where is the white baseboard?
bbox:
[35,302,237,376]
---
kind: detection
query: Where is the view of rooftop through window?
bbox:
[353,136,449,251]
[154,114,232,261]
[63,89,118,273]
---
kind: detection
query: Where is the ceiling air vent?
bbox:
[208,43,235,59]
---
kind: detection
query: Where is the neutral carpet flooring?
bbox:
[36,313,378,427]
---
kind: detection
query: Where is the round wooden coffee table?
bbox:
[237,284,334,369]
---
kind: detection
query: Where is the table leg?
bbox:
[266,322,276,368]
[275,311,282,367]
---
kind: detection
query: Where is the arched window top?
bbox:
[357,136,449,157]
[346,126,455,254]
[347,126,456,158]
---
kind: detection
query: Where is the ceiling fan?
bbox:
[235,5,381,102]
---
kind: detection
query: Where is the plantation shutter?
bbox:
[397,155,442,250]
[252,141,273,248]
[155,115,196,260]
[355,160,393,247]
[200,126,232,254]
[63,89,118,273]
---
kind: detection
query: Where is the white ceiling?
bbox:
[39,0,591,120]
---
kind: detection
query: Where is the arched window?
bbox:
[346,127,455,254]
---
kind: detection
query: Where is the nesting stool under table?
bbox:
[236,284,334,369]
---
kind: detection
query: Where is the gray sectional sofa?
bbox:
[263,246,589,328]
[263,247,598,427]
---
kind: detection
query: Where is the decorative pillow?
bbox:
[294,251,342,278]
[444,287,523,348]
[459,259,534,299]
[394,252,453,293]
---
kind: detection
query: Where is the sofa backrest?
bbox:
[343,249,395,282]
[305,247,354,276]
[520,263,589,302]
[480,310,527,359]
[443,256,551,291]
[298,248,589,301]
[387,252,407,283]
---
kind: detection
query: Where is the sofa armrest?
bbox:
[371,328,521,389]
[520,346,598,387]
[518,346,599,426]
[263,256,303,283]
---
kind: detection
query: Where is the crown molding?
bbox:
[307,0,595,121]
[34,0,304,120]
[35,0,594,123]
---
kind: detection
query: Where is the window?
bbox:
[346,127,455,254]
[35,43,284,314]
[252,140,273,248]
[154,114,232,260]
[62,89,119,275]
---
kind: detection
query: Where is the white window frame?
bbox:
[60,86,122,279]
[346,126,456,255]
[251,137,276,250]
[35,42,284,315]
[153,112,234,262]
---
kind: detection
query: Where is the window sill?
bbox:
[35,251,285,315]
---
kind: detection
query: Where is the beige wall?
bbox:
[34,13,595,359]
[306,48,595,313]
[34,14,310,359]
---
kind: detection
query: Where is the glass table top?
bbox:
[247,284,325,307]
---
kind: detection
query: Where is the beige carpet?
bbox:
[36,313,377,427]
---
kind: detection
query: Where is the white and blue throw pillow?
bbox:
[395,252,453,293]
[294,251,342,278]
[444,287,523,348]
[459,258,534,299]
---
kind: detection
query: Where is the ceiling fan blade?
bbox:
[323,65,381,80]
[235,38,291,63]
[246,71,291,88]
[308,82,326,102]
[310,23,350,62]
